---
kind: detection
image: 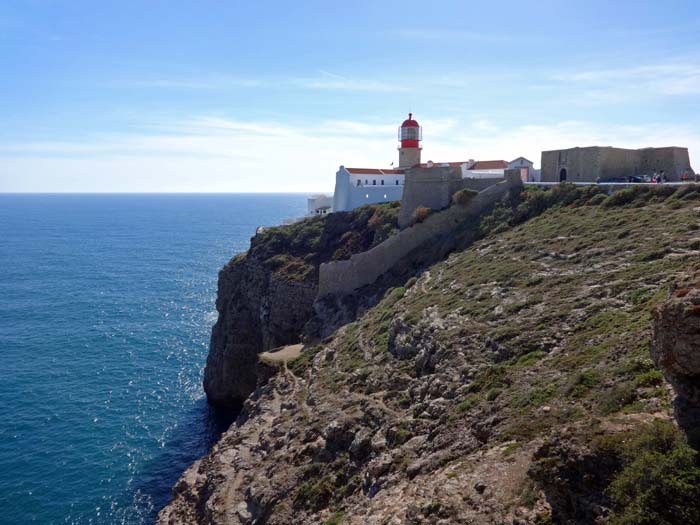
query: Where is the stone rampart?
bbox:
[318,172,522,297]
[397,165,464,228]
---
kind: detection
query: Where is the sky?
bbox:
[0,0,699,192]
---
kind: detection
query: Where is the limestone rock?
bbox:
[204,253,317,407]
[652,282,700,427]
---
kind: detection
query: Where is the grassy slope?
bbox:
[292,184,700,523]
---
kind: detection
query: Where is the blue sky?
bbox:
[1,0,698,192]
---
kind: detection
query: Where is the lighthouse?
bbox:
[398,113,422,168]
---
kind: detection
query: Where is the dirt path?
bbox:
[222,384,283,522]
[421,270,432,293]
[259,343,304,364]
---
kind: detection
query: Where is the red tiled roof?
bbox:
[344,160,508,174]
[345,167,405,175]
[469,160,508,170]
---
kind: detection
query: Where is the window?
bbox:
[373,180,376,185]
[381,179,384,185]
[356,179,361,186]
[365,179,368,185]
[396,180,399,185]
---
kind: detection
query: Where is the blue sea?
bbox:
[0,194,307,524]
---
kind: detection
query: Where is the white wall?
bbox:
[333,167,403,211]
[463,169,505,179]
[345,172,404,188]
[307,194,332,214]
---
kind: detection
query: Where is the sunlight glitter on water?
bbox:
[0,193,307,524]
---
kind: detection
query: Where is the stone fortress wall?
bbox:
[397,165,464,227]
[318,171,522,297]
[542,146,694,183]
[397,165,504,228]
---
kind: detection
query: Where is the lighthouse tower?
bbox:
[398,113,422,168]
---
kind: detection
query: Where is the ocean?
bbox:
[0,194,308,524]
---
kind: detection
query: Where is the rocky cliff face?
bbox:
[204,253,318,407]
[204,203,401,408]
[165,185,700,524]
[652,276,700,431]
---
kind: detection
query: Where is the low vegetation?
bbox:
[596,420,700,525]
[248,201,400,280]
[452,188,478,206]
[410,205,432,225]
[261,183,700,522]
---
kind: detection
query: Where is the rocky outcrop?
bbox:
[652,279,700,429]
[204,253,317,407]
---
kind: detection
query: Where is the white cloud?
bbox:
[1,116,697,192]
[552,61,700,97]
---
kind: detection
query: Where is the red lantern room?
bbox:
[398,112,422,148]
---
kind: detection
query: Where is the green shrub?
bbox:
[565,369,600,398]
[517,350,547,367]
[600,382,637,414]
[588,193,608,206]
[390,286,406,301]
[534,512,555,525]
[528,385,555,406]
[629,288,653,305]
[606,420,700,525]
[602,187,646,208]
[672,185,700,201]
[479,184,607,236]
[326,511,347,525]
[486,387,503,401]
[422,501,444,516]
[456,393,480,412]
[634,369,664,387]
[295,474,335,510]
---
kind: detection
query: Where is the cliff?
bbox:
[204,202,400,407]
[164,184,700,524]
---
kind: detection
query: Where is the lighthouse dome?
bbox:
[398,112,422,148]
[401,113,419,128]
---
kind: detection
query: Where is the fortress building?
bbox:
[331,113,528,213]
[541,146,694,183]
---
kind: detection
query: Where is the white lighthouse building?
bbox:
[332,114,422,212]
